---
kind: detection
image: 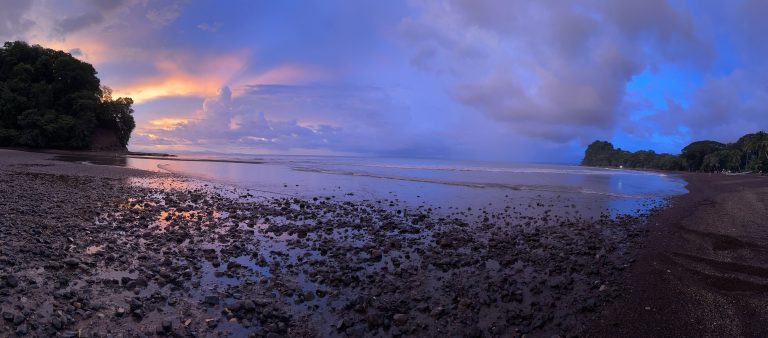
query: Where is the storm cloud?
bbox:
[399,0,713,144]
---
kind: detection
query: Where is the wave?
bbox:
[342,163,663,176]
[291,166,649,199]
[142,154,666,178]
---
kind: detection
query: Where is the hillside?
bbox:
[0,41,135,150]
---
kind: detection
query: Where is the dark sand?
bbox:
[2,149,767,337]
[588,173,768,337]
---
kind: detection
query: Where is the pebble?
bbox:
[393,313,407,326]
[5,275,19,288]
[204,295,220,306]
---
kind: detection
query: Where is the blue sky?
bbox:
[2,0,768,163]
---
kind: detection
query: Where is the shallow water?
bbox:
[53,154,687,218]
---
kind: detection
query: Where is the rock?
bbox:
[13,313,24,325]
[15,323,28,336]
[369,249,383,262]
[226,261,243,271]
[240,300,256,312]
[345,325,368,337]
[225,302,241,312]
[61,331,78,338]
[115,307,126,317]
[366,313,384,329]
[51,317,63,330]
[132,309,144,320]
[2,311,13,321]
[335,319,349,331]
[393,313,407,326]
[5,275,19,288]
[303,291,315,302]
[204,295,219,306]
[162,319,173,332]
[63,258,80,267]
[129,299,143,311]
[134,277,148,288]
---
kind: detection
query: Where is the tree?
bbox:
[99,89,136,147]
[582,132,768,173]
[680,140,725,171]
[0,41,135,149]
[581,141,617,166]
[737,132,768,172]
[702,149,741,172]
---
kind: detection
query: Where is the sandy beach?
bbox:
[0,149,765,337]
[587,173,768,337]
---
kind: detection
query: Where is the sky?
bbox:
[1,0,767,163]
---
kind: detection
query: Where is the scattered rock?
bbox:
[204,295,220,306]
[393,313,407,326]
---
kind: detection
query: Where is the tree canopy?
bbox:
[0,41,135,149]
[582,131,768,173]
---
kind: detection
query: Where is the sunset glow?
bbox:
[3,1,768,162]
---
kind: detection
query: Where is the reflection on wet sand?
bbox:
[28,150,689,336]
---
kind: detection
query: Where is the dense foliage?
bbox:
[0,41,135,149]
[582,131,768,172]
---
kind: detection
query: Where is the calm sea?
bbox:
[57,154,688,219]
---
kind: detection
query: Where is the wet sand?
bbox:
[2,149,762,337]
[587,173,768,337]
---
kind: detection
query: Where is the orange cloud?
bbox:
[147,118,192,131]
[27,36,327,105]
[112,51,250,103]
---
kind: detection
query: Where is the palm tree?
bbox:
[737,131,768,172]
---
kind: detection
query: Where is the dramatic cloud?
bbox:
[131,85,442,156]
[4,1,768,161]
[399,0,712,144]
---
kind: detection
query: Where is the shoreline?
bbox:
[587,173,768,337]
[3,149,759,337]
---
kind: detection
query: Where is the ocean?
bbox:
[56,153,688,218]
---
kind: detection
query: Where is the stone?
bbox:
[204,295,219,306]
[369,250,383,262]
[13,313,24,325]
[51,317,63,330]
[241,300,256,312]
[393,313,407,326]
[132,309,144,320]
[5,275,19,288]
[335,319,349,331]
[63,258,80,267]
[15,323,28,336]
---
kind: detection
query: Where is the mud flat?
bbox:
[1,149,668,337]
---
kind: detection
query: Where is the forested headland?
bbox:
[582,132,768,172]
[0,41,135,150]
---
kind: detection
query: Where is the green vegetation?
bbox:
[582,131,768,173]
[0,41,135,149]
